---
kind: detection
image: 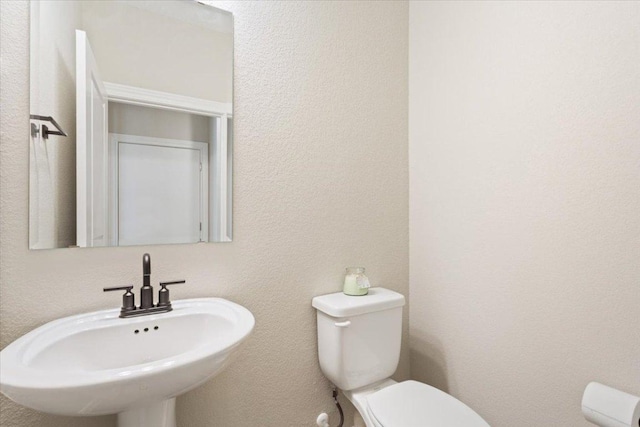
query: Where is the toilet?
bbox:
[312,287,490,427]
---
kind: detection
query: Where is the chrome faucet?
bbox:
[104,253,185,318]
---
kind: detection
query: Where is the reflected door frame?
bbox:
[104,83,232,243]
[76,30,109,248]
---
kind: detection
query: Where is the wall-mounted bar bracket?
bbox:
[29,115,68,139]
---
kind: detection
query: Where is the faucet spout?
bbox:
[140,253,154,309]
[143,253,151,287]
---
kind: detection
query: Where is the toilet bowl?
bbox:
[346,379,489,427]
[312,288,489,427]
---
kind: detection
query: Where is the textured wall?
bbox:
[0,1,408,426]
[409,2,640,426]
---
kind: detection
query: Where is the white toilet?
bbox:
[312,287,490,427]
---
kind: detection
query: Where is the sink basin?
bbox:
[0,298,254,427]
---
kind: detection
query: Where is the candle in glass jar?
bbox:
[343,267,370,296]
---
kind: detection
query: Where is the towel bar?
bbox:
[30,115,68,139]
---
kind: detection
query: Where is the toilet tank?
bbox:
[312,288,405,391]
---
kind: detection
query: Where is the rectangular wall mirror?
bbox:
[29,0,233,249]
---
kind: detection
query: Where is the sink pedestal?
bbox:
[118,398,176,427]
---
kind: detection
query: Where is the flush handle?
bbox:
[334,320,351,328]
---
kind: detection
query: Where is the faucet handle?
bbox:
[157,280,185,308]
[159,280,186,287]
[103,285,136,313]
[103,285,134,292]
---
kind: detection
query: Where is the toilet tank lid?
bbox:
[312,287,405,317]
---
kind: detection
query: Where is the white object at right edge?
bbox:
[582,382,640,427]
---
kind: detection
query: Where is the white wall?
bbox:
[0,1,408,426]
[81,0,233,103]
[108,103,211,143]
[409,2,640,426]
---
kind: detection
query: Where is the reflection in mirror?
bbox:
[29,0,233,249]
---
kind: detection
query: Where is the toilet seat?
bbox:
[366,380,490,427]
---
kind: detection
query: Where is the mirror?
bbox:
[29,0,233,249]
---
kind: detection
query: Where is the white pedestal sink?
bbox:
[0,298,254,427]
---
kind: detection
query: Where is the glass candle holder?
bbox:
[343,267,370,296]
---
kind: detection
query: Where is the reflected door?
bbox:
[111,135,208,246]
